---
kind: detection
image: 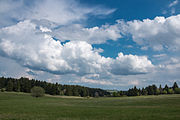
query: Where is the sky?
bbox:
[0,0,180,90]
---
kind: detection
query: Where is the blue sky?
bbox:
[81,0,176,25]
[0,0,180,90]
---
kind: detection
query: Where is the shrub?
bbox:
[174,88,180,94]
[31,86,45,98]
[156,89,160,95]
[0,88,5,92]
[162,90,167,94]
[167,88,174,94]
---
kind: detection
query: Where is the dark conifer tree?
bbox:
[6,80,13,91]
[0,77,5,89]
[72,87,79,96]
[159,85,163,94]
[152,84,158,95]
[13,80,20,92]
[141,88,148,95]
[172,82,178,90]
[164,84,169,92]
[146,85,154,95]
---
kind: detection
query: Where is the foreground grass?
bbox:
[0,92,180,120]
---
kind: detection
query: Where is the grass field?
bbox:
[0,92,180,120]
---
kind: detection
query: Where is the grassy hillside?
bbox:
[0,92,180,120]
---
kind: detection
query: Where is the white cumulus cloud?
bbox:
[0,20,153,76]
[121,14,180,51]
[110,53,153,75]
[52,23,122,44]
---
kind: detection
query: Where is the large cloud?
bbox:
[50,14,180,47]
[52,23,122,44]
[1,1,180,52]
[0,0,120,45]
[0,0,115,28]
[0,20,153,76]
[110,53,153,75]
[121,14,180,51]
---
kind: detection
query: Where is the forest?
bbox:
[0,77,109,97]
[0,77,180,97]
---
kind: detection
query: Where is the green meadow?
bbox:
[0,92,180,120]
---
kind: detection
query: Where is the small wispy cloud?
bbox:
[93,48,104,53]
[153,54,167,58]
[126,45,133,48]
[163,0,179,15]
[171,8,176,14]
[169,0,179,8]
[168,0,179,15]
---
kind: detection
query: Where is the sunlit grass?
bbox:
[0,92,180,120]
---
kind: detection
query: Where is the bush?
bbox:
[0,88,5,92]
[162,90,167,94]
[167,88,174,94]
[174,88,180,94]
[156,89,160,95]
[31,86,45,98]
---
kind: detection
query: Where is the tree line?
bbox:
[0,76,180,97]
[111,82,180,97]
[0,77,110,97]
